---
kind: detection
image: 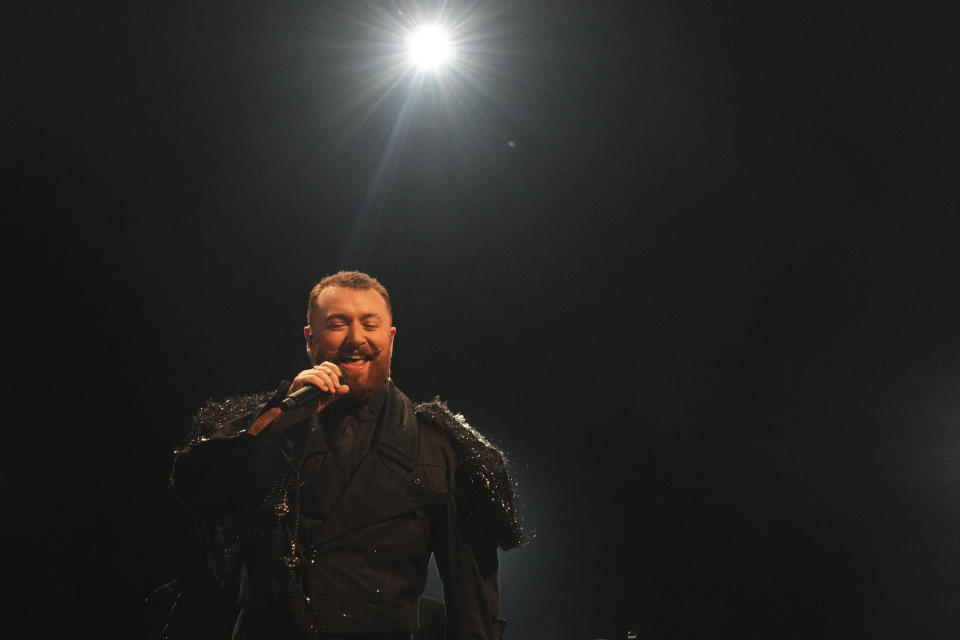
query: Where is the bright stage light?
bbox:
[405,24,455,71]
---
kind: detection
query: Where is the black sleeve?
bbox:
[169,382,301,516]
[430,458,503,640]
[170,432,295,516]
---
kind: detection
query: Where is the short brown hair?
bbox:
[306,270,392,324]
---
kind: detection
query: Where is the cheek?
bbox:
[314,335,342,355]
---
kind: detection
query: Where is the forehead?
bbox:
[312,286,390,318]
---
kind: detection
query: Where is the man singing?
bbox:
[170,270,523,640]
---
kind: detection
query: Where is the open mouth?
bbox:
[339,352,374,372]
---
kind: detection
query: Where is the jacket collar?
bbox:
[302,380,419,470]
[372,380,420,471]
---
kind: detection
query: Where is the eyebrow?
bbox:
[324,312,383,322]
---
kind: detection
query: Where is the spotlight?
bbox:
[405,24,455,71]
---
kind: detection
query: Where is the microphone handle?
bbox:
[279,384,332,412]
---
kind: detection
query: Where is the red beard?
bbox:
[337,352,391,402]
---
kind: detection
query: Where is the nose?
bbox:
[345,322,366,347]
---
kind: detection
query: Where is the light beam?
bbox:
[406,24,455,71]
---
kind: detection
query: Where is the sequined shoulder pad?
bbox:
[186,390,274,444]
[415,399,524,550]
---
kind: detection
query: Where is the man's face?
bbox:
[305,286,396,401]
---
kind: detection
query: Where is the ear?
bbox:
[304,326,314,358]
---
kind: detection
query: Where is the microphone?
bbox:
[279,373,348,412]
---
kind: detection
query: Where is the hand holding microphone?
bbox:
[281,363,350,412]
[246,363,349,436]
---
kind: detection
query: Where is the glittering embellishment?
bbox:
[284,540,300,569]
[185,390,275,444]
[415,399,524,550]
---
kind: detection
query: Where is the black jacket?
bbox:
[171,381,522,640]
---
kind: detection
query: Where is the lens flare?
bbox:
[406,24,455,70]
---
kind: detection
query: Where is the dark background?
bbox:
[5,1,959,638]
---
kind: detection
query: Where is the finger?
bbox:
[309,370,338,392]
[293,369,335,393]
[313,362,345,390]
[317,362,344,386]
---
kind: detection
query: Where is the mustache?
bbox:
[338,346,381,359]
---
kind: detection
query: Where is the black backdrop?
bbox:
[5,1,959,638]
